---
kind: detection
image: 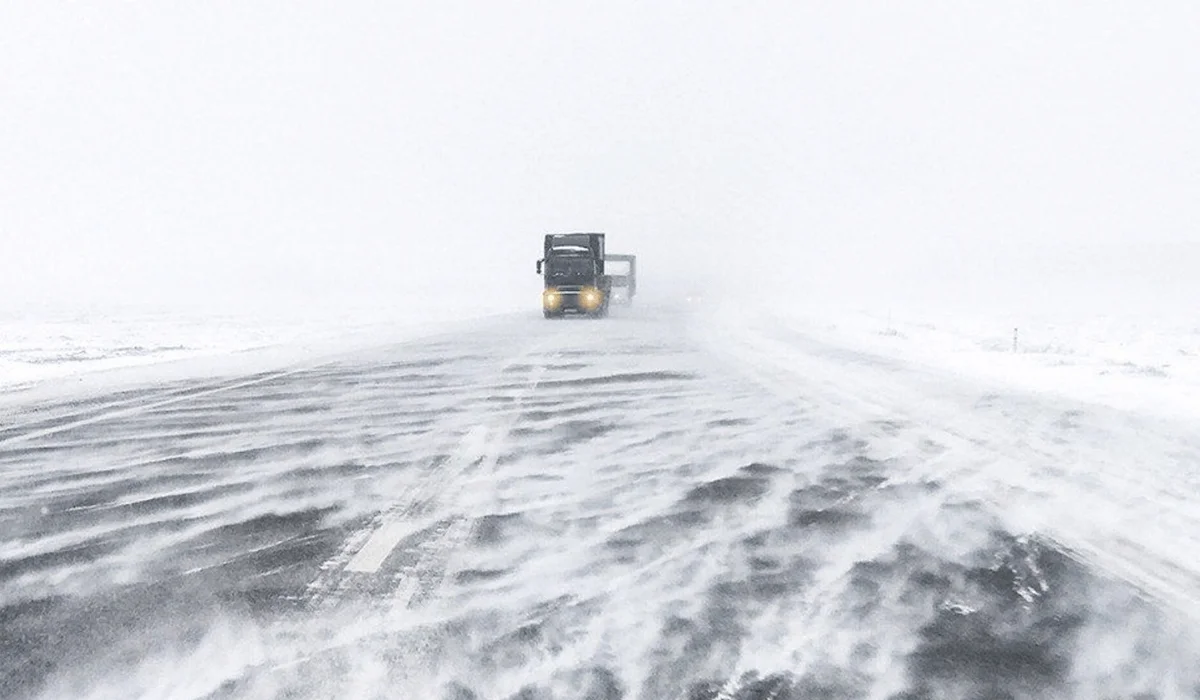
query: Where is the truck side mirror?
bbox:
[536,259,544,274]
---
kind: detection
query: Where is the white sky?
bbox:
[2,2,1198,317]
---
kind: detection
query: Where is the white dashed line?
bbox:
[345,520,424,573]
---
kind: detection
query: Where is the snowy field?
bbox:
[0,302,517,402]
[743,302,1200,423]
[0,310,322,390]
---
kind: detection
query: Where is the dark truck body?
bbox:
[536,233,636,318]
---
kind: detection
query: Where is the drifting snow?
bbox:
[3,302,1200,700]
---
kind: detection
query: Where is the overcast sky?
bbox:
[2,2,1197,317]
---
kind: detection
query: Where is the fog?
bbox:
[2,2,1197,319]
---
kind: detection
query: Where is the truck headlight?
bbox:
[543,289,562,309]
[579,287,603,310]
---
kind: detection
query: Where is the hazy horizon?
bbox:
[3,3,1197,318]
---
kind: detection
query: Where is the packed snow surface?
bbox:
[2,303,1199,700]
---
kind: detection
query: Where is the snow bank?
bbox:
[736,301,1200,422]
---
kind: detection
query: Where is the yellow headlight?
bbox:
[579,287,603,310]
[543,289,562,309]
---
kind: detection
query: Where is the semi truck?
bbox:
[535,233,637,318]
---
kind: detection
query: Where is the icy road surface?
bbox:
[2,306,1200,700]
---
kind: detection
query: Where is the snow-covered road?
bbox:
[2,305,1198,700]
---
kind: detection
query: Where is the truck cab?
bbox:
[536,233,610,318]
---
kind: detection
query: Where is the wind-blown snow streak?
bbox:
[1,305,1198,700]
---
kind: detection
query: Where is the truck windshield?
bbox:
[548,234,594,251]
[546,257,595,284]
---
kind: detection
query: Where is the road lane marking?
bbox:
[304,340,558,610]
[345,520,423,573]
[342,425,489,575]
